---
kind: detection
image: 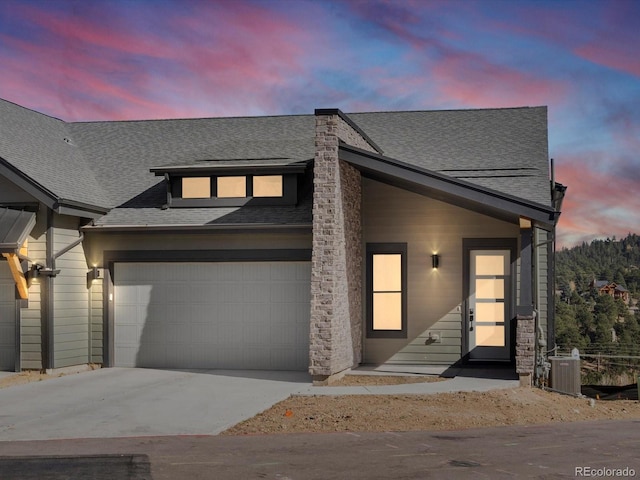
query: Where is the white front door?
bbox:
[468,250,511,361]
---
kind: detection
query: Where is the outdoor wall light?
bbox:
[431,254,440,269]
[25,264,41,287]
[87,266,101,288]
[25,264,60,287]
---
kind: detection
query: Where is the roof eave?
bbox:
[150,161,310,176]
[81,223,313,234]
[0,158,111,218]
[339,143,558,229]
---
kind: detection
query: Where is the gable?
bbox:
[340,142,557,228]
[0,99,111,214]
[349,107,550,205]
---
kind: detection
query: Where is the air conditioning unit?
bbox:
[549,356,581,395]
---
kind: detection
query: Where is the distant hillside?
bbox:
[555,233,640,384]
[556,233,640,297]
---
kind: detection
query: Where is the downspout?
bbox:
[53,232,84,261]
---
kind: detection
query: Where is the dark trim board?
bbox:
[103,266,114,368]
[103,248,312,274]
[461,238,518,363]
[547,232,556,349]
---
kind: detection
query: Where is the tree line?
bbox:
[555,233,640,383]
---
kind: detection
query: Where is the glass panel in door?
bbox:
[468,250,511,360]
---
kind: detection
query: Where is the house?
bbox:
[590,280,630,304]
[0,98,566,386]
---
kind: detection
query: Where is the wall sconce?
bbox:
[87,266,101,288]
[25,264,60,287]
[431,254,440,269]
[25,264,41,287]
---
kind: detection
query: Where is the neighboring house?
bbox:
[590,280,630,304]
[0,98,566,385]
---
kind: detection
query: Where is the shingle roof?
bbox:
[349,107,550,205]
[0,99,552,227]
[0,100,111,209]
[67,116,316,209]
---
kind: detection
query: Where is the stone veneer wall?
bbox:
[309,111,376,379]
[515,313,535,386]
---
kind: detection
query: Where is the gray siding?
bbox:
[52,214,90,368]
[0,262,16,370]
[20,208,47,370]
[362,178,519,365]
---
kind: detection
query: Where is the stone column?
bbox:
[309,110,369,384]
[516,313,535,387]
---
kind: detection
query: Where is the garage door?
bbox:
[0,262,16,371]
[114,262,311,370]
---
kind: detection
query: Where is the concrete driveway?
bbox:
[0,368,311,441]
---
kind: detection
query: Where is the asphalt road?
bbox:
[0,419,638,479]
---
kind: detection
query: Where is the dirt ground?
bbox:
[4,371,639,437]
[223,375,640,436]
[0,370,63,389]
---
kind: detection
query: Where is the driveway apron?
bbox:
[0,368,310,441]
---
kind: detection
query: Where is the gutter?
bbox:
[81,223,313,234]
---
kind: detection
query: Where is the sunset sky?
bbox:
[1,0,638,248]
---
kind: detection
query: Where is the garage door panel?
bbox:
[114,262,311,370]
[191,345,217,364]
[191,319,217,338]
[115,323,139,343]
[240,263,270,281]
[243,283,272,303]
[269,322,297,345]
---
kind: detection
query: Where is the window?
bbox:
[366,243,407,338]
[253,175,283,197]
[182,177,211,199]
[217,176,246,198]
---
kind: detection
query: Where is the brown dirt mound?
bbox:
[222,387,640,436]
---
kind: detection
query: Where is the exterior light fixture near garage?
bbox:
[432,254,440,269]
[87,266,101,288]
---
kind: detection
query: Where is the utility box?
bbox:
[549,356,581,395]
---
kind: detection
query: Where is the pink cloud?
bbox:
[2,2,324,120]
[430,50,568,108]
[575,44,640,79]
[572,2,640,78]
[555,153,640,248]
